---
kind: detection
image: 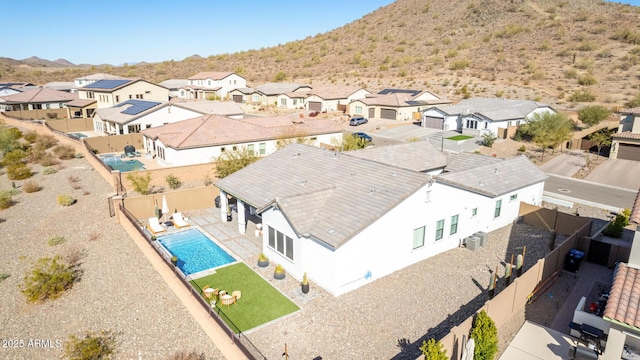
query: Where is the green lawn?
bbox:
[446,135,474,141]
[190,262,299,333]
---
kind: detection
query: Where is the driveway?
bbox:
[585,158,640,191]
[539,151,586,177]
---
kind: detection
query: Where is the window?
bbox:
[247,144,254,155]
[466,120,478,129]
[293,99,297,106]
[232,146,237,151]
[157,147,165,160]
[128,124,141,133]
[450,215,459,235]
[259,143,265,155]
[435,219,444,240]
[252,94,260,102]
[208,80,212,86]
[510,194,518,201]
[494,199,502,218]
[135,94,143,99]
[413,226,425,249]
[115,95,119,103]
[471,208,478,217]
[355,106,363,114]
[220,147,226,153]
[280,98,287,106]
[45,103,50,109]
[268,226,294,261]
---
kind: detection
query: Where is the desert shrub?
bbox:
[0,273,9,282]
[564,69,578,79]
[63,330,117,360]
[57,194,76,207]
[35,134,58,149]
[569,89,595,102]
[21,255,77,303]
[48,236,66,246]
[203,175,214,186]
[0,193,15,209]
[1,148,27,167]
[39,153,61,166]
[43,167,58,175]
[518,145,527,152]
[165,174,182,190]
[471,310,498,360]
[626,93,640,108]
[126,172,152,195]
[604,209,631,238]
[578,74,597,85]
[0,188,21,197]
[23,131,37,143]
[7,163,32,180]
[164,351,206,360]
[26,147,47,163]
[7,127,22,140]
[23,180,41,193]
[450,59,469,70]
[420,338,447,360]
[578,105,611,127]
[481,133,498,148]
[53,144,76,160]
[74,152,84,159]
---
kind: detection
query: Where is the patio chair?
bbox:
[147,217,165,234]
[220,294,236,308]
[133,151,141,157]
[172,212,190,228]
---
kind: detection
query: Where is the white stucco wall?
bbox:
[95,105,201,135]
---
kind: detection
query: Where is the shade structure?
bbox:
[162,196,169,222]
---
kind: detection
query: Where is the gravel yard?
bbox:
[0,158,224,359]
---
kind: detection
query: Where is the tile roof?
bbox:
[142,114,342,150]
[172,101,244,116]
[437,154,547,197]
[65,99,96,107]
[307,85,366,100]
[256,83,310,96]
[43,82,75,91]
[231,87,255,95]
[188,71,234,80]
[631,190,640,225]
[215,144,431,249]
[95,100,165,125]
[435,97,551,121]
[74,73,125,81]
[620,107,640,115]
[159,79,188,89]
[81,79,132,90]
[357,92,448,107]
[604,262,640,330]
[443,152,502,173]
[614,131,640,140]
[378,89,422,96]
[346,141,448,172]
[0,87,77,103]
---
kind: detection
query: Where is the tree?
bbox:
[419,338,448,360]
[588,129,612,156]
[471,310,498,360]
[525,112,574,161]
[276,127,316,149]
[578,105,611,127]
[214,149,259,178]
[330,135,367,151]
[126,172,152,195]
[481,132,498,148]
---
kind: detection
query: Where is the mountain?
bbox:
[1,0,640,109]
[53,58,76,67]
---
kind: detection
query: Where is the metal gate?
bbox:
[587,240,610,266]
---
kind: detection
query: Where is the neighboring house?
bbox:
[215,145,546,296]
[228,87,255,103]
[171,101,244,119]
[73,73,125,88]
[254,83,312,109]
[304,85,371,112]
[65,99,97,119]
[0,86,21,97]
[346,140,447,175]
[93,100,202,135]
[181,72,247,100]
[422,97,555,137]
[141,114,343,167]
[158,79,188,99]
[77,79,169,109]
[43,82,76,93]
[610,107,640,161]
[0,87,77,112]
[349,89,449,121]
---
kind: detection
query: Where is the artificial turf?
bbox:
[446,135,474,141]
[190,262,299,333]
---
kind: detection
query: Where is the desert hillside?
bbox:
[2,0,640,110]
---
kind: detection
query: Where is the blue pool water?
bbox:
[100,155,145,172]
[158,228,235,275]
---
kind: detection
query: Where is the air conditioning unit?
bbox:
[465,236,480,251]
[475,231,488,247]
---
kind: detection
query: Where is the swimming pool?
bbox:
[158,228,236,275]
[100,155,145,172]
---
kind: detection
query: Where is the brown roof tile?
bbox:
[0,87,77,103]
[620,107,640,115]
[614,131,640,140]
[604,262,640,329]
[631,190,640,225]
[187,71,234,80]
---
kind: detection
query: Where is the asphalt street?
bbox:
[544,174,637,211]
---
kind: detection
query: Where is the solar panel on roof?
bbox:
[115,99,161,116]
[82,79,130,89]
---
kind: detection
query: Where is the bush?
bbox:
[578,74,597,86]
[57,194,76,207]
[39,153,61,166]
[518,145,527,152]
[0,188,21,197]
[420,339,448,360]
[53,144,77,160]
[63,330,117,360]
[0,193,15,209]
[23,180,41,193]
[1,148,27,167]
[481,133,498,148]
[569,89,596,102]
[21,255,77,303]
[35,134,58,149]
[23,131,37,143]
[164,351,206,360]
[127,172,152,195]
[7,163,32,180]
[48,236,66,246]
[604,209,631,238]
[578,105,611,127]
[471,310,498,360]
[7,127,22,140]
[165,174,182,190]
[43,167,58,175]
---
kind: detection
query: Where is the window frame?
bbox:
[435,219,445,241]
[267,226,294,261]
[494,199,502,218]
[413,226,425,250]
[450,214,459,235]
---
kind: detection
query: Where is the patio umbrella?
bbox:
[463,338,475,360]
[162,195,169,222]
[154,199,160,219]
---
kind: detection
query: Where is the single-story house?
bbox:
[77,79,169,109]
[228,87,255,103]
[180,72,247,100]
[215,145,547,296]
[0,87,77,113]
[141,114,343,167]
[171,101,244,119]
[92,100,203,135]
[349,89,450,121]
[254,83,312,109]
[158,79,189,99]
[304,85,371,112]
[610,107,640,161]
[0,86,21,97]
[421,97,555,138]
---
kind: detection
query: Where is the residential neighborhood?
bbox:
[2,1,640,360]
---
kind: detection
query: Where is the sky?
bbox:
[3,0,639,66]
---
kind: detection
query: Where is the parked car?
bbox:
[349,116,368,126]
[352,132,372,142]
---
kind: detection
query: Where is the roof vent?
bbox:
[479,180,484,187]
[292,152,301,157]
[494,167,498,174]
[298,179,306,185]
[369,189,376,194]
[327,229,336,235]
[389,173,399,177]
